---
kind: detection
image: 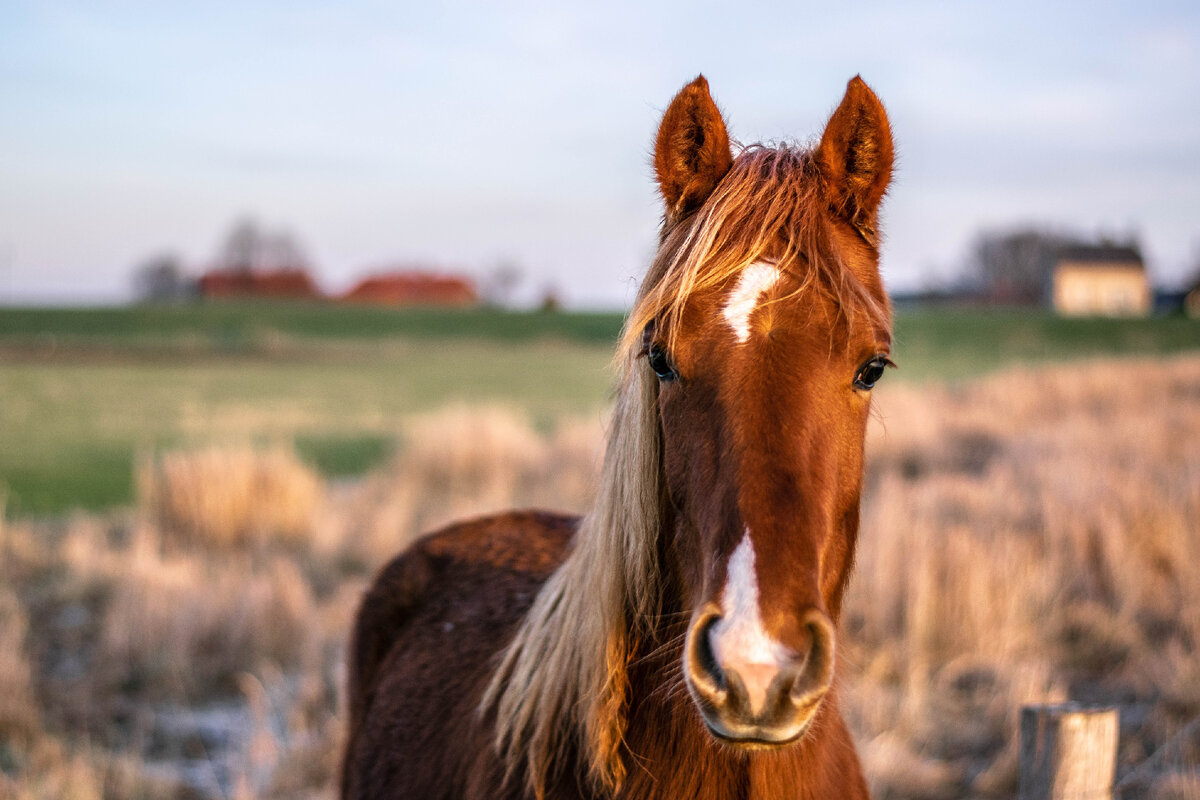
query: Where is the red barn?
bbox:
[341,271,477,307]
[197,268,322,301]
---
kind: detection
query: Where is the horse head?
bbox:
[636,75,894,747]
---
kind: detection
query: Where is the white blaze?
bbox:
[710,529,792,714]
[722,261,781,343]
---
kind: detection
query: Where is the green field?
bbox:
[2,304,1198,514]
[889,308,1200,380]
[0,303,625,347]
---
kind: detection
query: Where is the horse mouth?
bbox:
[700,717,811,750]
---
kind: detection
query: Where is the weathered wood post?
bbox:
[1019,703,1119,800]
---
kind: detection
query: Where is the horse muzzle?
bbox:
[683,604,835,747]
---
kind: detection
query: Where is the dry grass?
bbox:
[137,445,325,548]
[0,586,40,746]
[848,355,1200,798]
[1,358,1198,798]
[326,407,603,572]
[0,408,603,799]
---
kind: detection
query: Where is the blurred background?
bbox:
[1,2,1198,798]
[3,0,1199,306]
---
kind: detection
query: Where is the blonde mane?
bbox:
[481,143,889,799]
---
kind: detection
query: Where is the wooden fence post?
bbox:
[1019,703,1119,800]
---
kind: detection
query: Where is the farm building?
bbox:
[341,271,477,307]
[197,268,322,301]
[1051,246,1151,317]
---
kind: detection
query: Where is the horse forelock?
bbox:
[620,142,891,363]
[483,140,889,800]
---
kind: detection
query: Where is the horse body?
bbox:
[344,75,893,800]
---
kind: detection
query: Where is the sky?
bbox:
[1,0,1198,308]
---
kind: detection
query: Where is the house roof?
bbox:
[1056,245,1144,268]
[197,268,322,298]
[341,270,477,305]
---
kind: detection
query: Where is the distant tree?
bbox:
[214,218,311,273]
[1185,244,1200,290]
[263,230,309,271]
[483,260,524,308]
[132,253,195,303]
[968,227,1086,305]
[1183,246,1200,318]
[538,283,562,312]
[219,219,259,273]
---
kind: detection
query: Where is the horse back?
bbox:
[342,510,577,800]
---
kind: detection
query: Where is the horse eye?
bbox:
[853,356,891,391]
[647,344,678,381]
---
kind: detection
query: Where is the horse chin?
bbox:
[700,715,813,751]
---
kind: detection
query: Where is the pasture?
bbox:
[1,302,1200,798]
[3,304,1199,515]
[0,345,1197,797]
[2,303,1199,798]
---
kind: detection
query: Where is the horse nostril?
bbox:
[686,612,727,697]
[697,616,726,690]
[790,611,836,703]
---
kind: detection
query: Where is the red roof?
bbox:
[198,268,321,300]
[341,271,477,307]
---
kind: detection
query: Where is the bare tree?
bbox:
[263,230,309,271]
[538,282,562,312]
[218,219,262,273]
[132,253,195,303]
[214,219,311,273]
[483,260,524,308]
[968,227,1086,305]
[1185,244,1200,288]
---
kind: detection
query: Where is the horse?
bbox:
[342,74,894,800]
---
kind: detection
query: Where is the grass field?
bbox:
[1,355,1197,799]
[2,304,1199,514]
[0,303,627,346]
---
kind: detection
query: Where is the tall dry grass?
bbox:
[327,407,603,571]
[0,408,603,799]
[137,445,325,548]
[848,356,1200,798]
[1,358,1198,798]
[0,586,39,746]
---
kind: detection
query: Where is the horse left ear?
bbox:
[815,76,893,244]
[655,75,734,221]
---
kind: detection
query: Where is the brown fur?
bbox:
[342,512,576,800]
[343,75,893,800]
[814,76,894,245]
[655,75,734,221]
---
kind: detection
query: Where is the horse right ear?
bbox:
[654,75,733,221]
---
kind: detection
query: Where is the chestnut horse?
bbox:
[343,75,894,800]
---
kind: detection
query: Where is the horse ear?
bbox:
[815,76,893,243]
[655,75,734,220]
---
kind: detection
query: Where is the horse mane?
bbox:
[481,143,889,799]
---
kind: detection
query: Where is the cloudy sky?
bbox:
[1,0,1197,307]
